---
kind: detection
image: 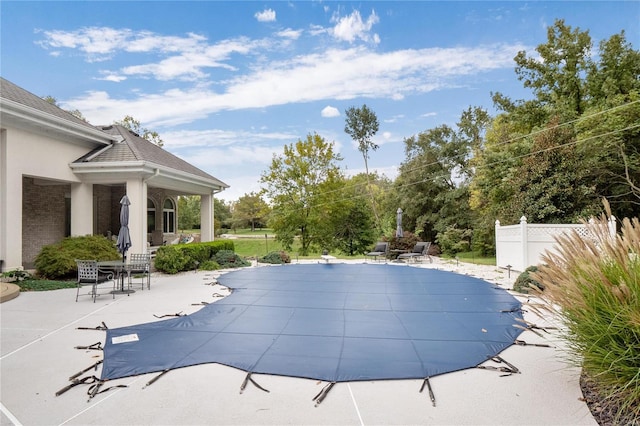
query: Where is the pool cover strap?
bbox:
[240,372,270,394]
[419,377,436,407]
[313,382,336,406]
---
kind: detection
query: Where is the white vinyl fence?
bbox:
[495,216,617,272]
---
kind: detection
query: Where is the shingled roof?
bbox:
[0,77,99,131]
[77,125,228,187]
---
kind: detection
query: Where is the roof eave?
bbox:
[0,98,114,145]
[70,161,229,193]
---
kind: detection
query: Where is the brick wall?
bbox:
[22,177,69,267]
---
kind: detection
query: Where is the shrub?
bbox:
[198,260,220,270]
[154,246,192,274]
[513,266,544,293]
[436,226,472,256]
[260,251,291,264]
[154,241,236,274]
[534,205,640,423]
[214,250,250,268]
[35,235,120,279]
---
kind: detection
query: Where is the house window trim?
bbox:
[163,198,175,234]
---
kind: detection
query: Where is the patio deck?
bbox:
[0,260,596,425]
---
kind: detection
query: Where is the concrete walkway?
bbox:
[1,259,597,425]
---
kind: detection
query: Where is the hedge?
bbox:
[154,240,237,274]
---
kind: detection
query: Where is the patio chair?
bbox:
[365,242,389,262]
[75,260,115,302]
[128,253,151,290]
[398,242,432,263]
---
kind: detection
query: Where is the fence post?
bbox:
[495,220,501,267]
[608,216,617,238]
[520,216,528,272]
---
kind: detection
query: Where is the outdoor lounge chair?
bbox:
[75,260,115,302]
[128,253,151,290]
[365,242,389,262]
[398,242,431,263]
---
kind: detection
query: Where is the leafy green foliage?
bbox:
[232,192,270,231]
[512,266,544,293]
[260,133,345,256]
[259,251,291,264]
[154,241,235,274]
[34,235,121,279]
[15,279,76,291]
[178,195,201,230]
[436,226,472,256]
[214,250,250,268]
[1,269,33,281]
[114,115,164,147]
[344,104,381,226]
[198,260,220,271]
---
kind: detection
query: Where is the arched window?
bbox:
[147,198,156,233]
[163,198,175,233]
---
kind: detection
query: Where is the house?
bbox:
[0,77,229,272]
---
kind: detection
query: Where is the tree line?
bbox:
[255,19,640,256]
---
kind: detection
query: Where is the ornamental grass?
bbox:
[533,203,640,424]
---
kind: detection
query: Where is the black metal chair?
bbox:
[75,260,114,302]
[398,242,432,263]
[365,242,389,262]
[128,253,151,290]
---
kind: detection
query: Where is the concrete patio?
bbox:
[1,259,597,425]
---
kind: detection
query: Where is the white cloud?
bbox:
[64,43,527,127]
[331,10,380,44]
[277,28,301,39]
[321,106,340,118]
[255,8,276,22]
[421,112,437,118]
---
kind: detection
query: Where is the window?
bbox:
[163,198,175,233]
[147,198,156,233]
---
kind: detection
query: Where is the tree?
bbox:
[260,133,344,255]
[115,115,164,147]
[344,104,381,227]
[513,19,592,117]
[177,195,200,231]
[213,198,232,232]
[42,96,87,122]
[232,192,269,231]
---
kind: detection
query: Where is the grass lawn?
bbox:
[447,251,496,266]
[13,279,77,291]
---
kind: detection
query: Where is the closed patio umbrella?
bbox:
[396,207,404,238]
[114,195,133,294]
[116,195,132,260]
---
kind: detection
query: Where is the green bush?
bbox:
[154,246,192,274]
[198,260,220,270]
[35,235,121,279]
[260,251,291,264]
[154,241,240,274]
[215,250,250,268]
[436,226,472,256]
[513,266,544,293]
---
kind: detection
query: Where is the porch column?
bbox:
[70,182,93,236]
[126,179,147,255]
[0,135,23,270]
[200,193,213,242]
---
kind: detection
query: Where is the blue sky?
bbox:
[2,1,638,202]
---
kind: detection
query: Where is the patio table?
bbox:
[98,260,135,294]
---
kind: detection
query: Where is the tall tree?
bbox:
[213,198,232,231]
[115,115,164,147]
[513,19,593,117]
[177,195,201,231]
[260,133,344,255]
[232,192,269,231]
[42,96,87,122]
[344,104,381,227]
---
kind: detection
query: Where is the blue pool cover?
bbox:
[101,263,524,383]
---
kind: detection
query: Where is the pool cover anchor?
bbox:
[477,355,520,377]
[240,372,270,394]
[68,360,103,381]
[313,382,336,407]
[143,369,170,389]
[75,341,103,351]
[419,377,436,407]
[77,321,108,331]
